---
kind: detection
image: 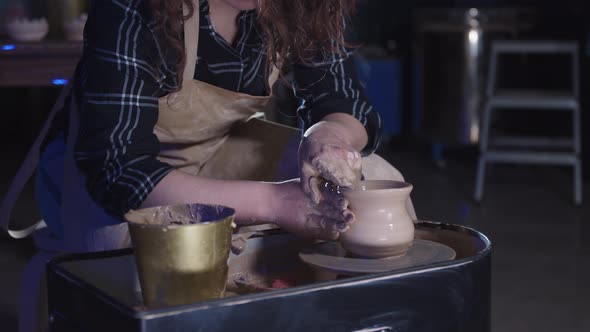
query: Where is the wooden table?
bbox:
[0,40,82,87]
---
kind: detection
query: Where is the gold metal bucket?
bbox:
[125,204,235,308]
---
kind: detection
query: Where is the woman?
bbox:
[5,0,413,330]
[46,0,384,244]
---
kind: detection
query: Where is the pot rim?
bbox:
[344,179,412,192]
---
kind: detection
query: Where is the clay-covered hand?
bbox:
[271,180,354,240]
[299,121,363,204]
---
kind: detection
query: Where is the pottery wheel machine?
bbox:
[47,221,491,332]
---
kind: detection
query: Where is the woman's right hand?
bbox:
[270,179,355,240]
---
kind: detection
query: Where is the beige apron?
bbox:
[156,80,299,181]
[154,8,295,181]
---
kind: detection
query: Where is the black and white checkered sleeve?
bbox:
[73,0,176,216]
[292,48,382,156]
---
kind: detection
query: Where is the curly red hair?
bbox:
[149,0,356,90]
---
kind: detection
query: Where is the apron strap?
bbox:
[182,0,200,83]
[0,84,72,238]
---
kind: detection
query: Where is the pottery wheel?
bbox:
[299,239,456,275]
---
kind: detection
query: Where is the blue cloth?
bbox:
[35,134,66,238]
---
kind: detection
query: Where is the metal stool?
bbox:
[474,41,582,205]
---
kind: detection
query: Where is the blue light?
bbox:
[1,44,16,51]
[52,78,68,86]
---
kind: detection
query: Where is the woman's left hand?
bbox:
[272,180,355,240]
[298,121,363,205]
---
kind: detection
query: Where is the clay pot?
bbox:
[340,180,414,258]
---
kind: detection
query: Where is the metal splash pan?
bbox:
[47,221,492,332]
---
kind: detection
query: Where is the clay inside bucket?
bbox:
[125,204,235,226]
